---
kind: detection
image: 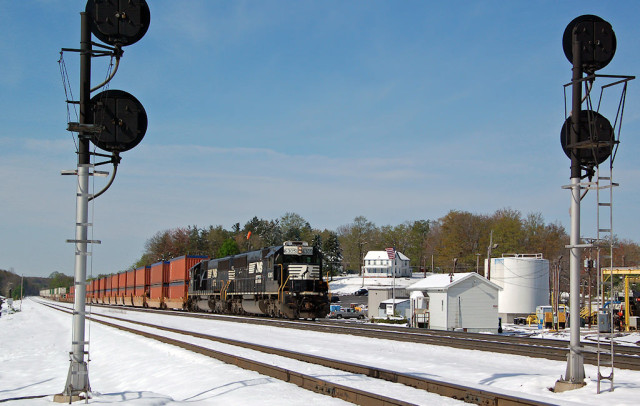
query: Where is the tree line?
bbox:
[132,209,640,289]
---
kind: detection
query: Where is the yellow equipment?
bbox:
[602,267,640,332]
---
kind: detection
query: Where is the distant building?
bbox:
[363,251,411,277]
[407,272,502,333]
[377,298,411,319]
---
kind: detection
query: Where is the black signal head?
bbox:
[90,89,147,153]
[560,110,615,167]
[563,15,616,73]
[86,0,150,47]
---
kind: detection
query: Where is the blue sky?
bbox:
[2,1,640,277]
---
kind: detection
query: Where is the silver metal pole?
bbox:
[57,12,92,402]
[565,177,585,383]
[557,29,585,391]
[68,163,91,392]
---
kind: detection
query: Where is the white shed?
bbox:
[407,273,502,333]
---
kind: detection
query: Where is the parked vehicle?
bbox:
[328,307,365,319]
[354,288,368,296]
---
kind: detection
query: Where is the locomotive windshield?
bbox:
[281,242,320,264]
[283,252,320,264]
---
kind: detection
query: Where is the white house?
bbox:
[363,251,411,277]
[406,272,502,333]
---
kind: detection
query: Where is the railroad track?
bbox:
[78,301,640,371]
[41,301,555,405]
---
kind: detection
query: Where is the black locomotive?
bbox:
[188,241,330,319]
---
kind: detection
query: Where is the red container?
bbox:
[169,255,208,283]
[150,261,170,285]
[96,278,103,301]
[168,281,188,299]
[118,272,127,297]
[111,274,119,296]
[149,284,168,300]
[106,277,112,298]
[126,269,136,294]
[134,266,150,296]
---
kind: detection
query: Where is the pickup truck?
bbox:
[328,307,365,320]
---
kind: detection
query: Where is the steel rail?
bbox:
[42,301,557,405]
[44,300,640,370]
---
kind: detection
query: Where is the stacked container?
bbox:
[105,277,112,304]
[110,274,119,304]
[122,269,134,306]
[95,278,102,304]
[133,265,151,307]
[148,261,170,308]
[165,255,208,310]
[116,272,126,305]
[86,280,93,303]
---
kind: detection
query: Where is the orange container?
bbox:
[150,261,169,285]
[111,274,119,296]
[106,277,112,298]
[134,266,150,296]
[118,272,127,297]
[149,284,167,300]
[168,255,208,283]
[168,281,188,299]
[125,269,136,294]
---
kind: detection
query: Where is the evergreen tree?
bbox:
[217,238,240,258]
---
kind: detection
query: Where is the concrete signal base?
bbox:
[553,379,586,393]
[53,394,88,403]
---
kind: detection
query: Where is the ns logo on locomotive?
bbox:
[188,241,330,319]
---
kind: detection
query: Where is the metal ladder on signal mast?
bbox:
[595,162,616,393]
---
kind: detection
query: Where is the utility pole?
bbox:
[486,231,498,280]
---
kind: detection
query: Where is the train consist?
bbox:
[40,241,330,320]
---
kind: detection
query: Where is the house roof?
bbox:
[364,251,409,261]
[379,298,410,304]
[406,272,502,291]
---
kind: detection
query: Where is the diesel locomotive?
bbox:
[188,241,330,319]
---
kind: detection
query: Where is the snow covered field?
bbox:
[1,298,639,405]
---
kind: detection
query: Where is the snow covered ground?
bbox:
[1,298,639,405]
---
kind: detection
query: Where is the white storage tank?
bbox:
[486,254,549,319]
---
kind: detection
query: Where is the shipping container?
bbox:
[117,272,127,304]
[98,279,103,303]
[125,269,136,293]
[147,284,167,309]
[111,274,119,295]
[133,265,151,307]
[165,281,188,310]
[105,277,112,303]
[168,255,208,283]
[87,280,93,302]
[111,274,119,304]
[134,266,150,296]
[150,261,170,286]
